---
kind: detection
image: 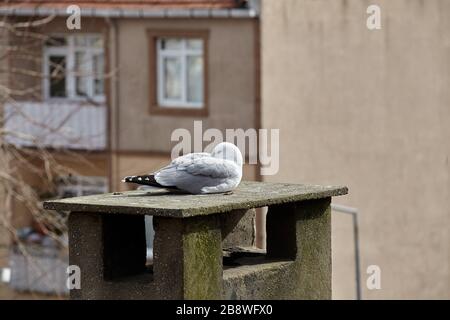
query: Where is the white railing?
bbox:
[3,101,107,150]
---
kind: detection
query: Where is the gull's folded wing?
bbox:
[155,156,240,192]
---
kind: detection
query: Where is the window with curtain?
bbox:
[156,37,205,109]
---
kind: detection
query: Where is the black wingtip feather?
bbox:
[121,174,162,187]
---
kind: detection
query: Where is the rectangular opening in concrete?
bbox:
[222,247,294,269]
[145,215,154,265]
[223,247,266,267]
[102,214,153,282]
[222,205,294,272]
[222,246,295,289]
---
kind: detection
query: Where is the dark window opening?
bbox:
[49,55,66,98]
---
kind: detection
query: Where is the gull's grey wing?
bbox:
[171,152,210,165]
[154,156,240,193]
[183,157,240,179]
[153,152,210,174]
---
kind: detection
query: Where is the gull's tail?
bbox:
[122,174,163,187]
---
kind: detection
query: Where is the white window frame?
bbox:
[156,38,204,109]
[43,34,105,103]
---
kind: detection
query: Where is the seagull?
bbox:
[122,142,243,194]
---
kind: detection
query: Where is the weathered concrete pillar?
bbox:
[67,212,103,300]
[44,181,347,300]
[153,216,223,299]
[68,212,148,299]
[266,198,331,299]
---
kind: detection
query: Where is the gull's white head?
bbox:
[211,142,243,167]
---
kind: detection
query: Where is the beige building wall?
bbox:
[114,18,257,153]
[109,18,259,191]
[260,0,449,299]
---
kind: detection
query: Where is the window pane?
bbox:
[90,36,104,48]
[74,35,88,46]
[160,38,182,50]
[187,39,203,50]
[93,53,104,95]
[75,51,88,96]
[163,57,182,100]
[187,55,203,104]
[49,55,66,97]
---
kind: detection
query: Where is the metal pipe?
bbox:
[331,203,362,300]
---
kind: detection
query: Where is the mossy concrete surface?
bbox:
[43,181,347,217]
[153,216,223,299]
[62,181,345,300]
[182,216,223,299]
[224,198,332,299]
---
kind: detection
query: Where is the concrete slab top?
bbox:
[43,181,348,218]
